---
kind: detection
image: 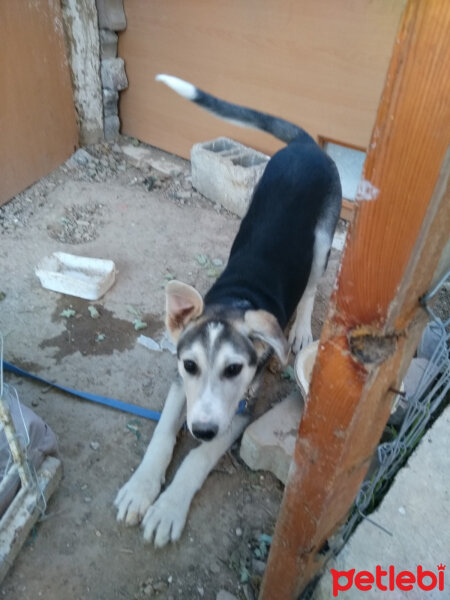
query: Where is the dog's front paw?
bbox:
[289,323,313,354]
[141,488,189,548]
[115,471,162,527]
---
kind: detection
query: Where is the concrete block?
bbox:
[103,89,119,116]
[99,28,118,59]
[104,115,120,140]
[240,391,304,484]
[191,138,269,217]
[101,58,128,91]
[96,0,126,31]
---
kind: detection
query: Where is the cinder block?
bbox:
[240,391,304,484]
[191,137,269,217]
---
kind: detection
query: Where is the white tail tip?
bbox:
[155,74,197,101]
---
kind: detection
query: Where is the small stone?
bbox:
[175,190,191,200]
[101,58,128,91]
[66,148,94,168]
[84,496,92,503]
[104,115,120,141]
[99,29,118,59]
[252,559,266,575]
[216,591,238,600]
[153,581,168,593]
[210,562,221,574]
[120,144,182,175]
[90,441,100,451]
[96,0,127,30]
[235,527,242,537]
[103,88,119,115]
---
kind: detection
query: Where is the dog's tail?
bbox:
[155,74,314,145]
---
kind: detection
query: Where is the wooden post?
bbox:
[260,1,450,598]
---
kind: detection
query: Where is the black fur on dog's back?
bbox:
[205,141,341,327]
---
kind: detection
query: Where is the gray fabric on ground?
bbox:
[0,391,58,517]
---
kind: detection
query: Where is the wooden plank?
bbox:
[0,457,62,583]
[260,1,450,598]
[119,0,403,158]
[0,0,78,205]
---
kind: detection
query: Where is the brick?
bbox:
[240,391,304,484]
[191,137,269,217]
[96,0,126,31]
[99,28,118,59]
[101,58,128,91]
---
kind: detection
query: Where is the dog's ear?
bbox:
[244,310,289,365]
[165,280,204,342]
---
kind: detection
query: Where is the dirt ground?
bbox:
[0,139,341,600]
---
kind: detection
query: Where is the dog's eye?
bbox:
[223,363,243,378]
[183,360,199,375]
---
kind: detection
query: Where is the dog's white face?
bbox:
[165,281,289,441]
[177,320,258,439]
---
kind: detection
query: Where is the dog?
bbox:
[114,74,342,547]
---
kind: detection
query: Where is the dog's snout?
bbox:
[191,422,218,441]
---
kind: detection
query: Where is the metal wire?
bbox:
[0,333,47,515]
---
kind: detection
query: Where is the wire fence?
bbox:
[0,334,46,519]
[342,269,450,541]
[299,271,450,600]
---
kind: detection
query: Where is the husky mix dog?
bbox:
[115,74,342,547]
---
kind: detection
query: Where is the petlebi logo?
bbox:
[331,563,446,597]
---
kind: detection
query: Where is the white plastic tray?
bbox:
[35,252,116,300]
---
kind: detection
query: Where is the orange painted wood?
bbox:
[260,1,450,598]
[0,0,78,206]
[119,0,403,158]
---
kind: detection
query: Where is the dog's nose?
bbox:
[191,422,218,441]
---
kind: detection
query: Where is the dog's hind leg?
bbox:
[115,379,186,526]
[141,413,249,547]
[289,228,332,353]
